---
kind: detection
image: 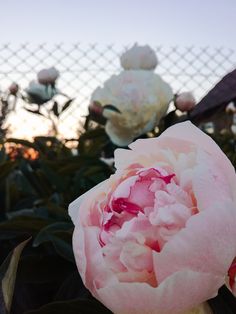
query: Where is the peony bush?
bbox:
[70,122,236,314]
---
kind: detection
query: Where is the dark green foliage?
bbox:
[1,111,236,314]
[0,130,114,313]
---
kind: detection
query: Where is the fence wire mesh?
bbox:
[0,43,236,139]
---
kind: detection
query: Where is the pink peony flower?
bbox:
[175,92,196,112]
[69,122,236,314]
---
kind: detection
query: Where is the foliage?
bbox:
[0,91,17,138]
[0,130,114,314]
[1,106,236,313]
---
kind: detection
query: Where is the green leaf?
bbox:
[0,216,51,235]
[24,108,44,116]
[52,101,59,117]
[40,162,66,192]
[24,298,112,314]
[54,271,88,301]
[32,222,74,262]
[33,222,72,247]
[0,161,17,181]
[47,234,74,262]
[17,255,75,284]
[19,160,50,197]
[103,104,121,113]
[0,238,31,314]
[0,147,7,163]
[61,99,74,113]
[78,128,109,156]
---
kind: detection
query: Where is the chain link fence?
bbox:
[0,43,236,139]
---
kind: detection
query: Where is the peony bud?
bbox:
[9,82,19,95]
[37,67,59,85]
[120,44,158,70]
[175,92,196,112]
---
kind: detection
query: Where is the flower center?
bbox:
[99,166,197,285]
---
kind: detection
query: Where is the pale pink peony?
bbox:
[37,67,59,85]
[69,122,236,314]
[175,92,196,112]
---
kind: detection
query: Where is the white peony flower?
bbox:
[37,67,59,85]
[120,44,158,70]
[91,70,173,146]
[25,80,58,105]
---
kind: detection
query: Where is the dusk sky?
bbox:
[1,0,235,47]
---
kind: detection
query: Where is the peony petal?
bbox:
[96,270,223,314]
[69,179,109,224]
[73,226,118,297]
[154,202,236,284]
[115,122,236,204]
[105,121,135,147]
[119,241,153,272]
[113,176,139,199]
[159,121,236,201]
[192,149,233,211]
[72,225,87,284]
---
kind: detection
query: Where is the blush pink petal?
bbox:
[115,214,156,243]
[119,242,153,272]
[73,226,118,296]
[129,180,155,208]
[113,176,139,199]
[149,203,191,227]
[154,202,236,284]
[114,122,236,203]
[192,149,233,211]
[72,226,87,284]
[96,270,223,314]
[69,179,109,224]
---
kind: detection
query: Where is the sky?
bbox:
[0,0,235,47]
